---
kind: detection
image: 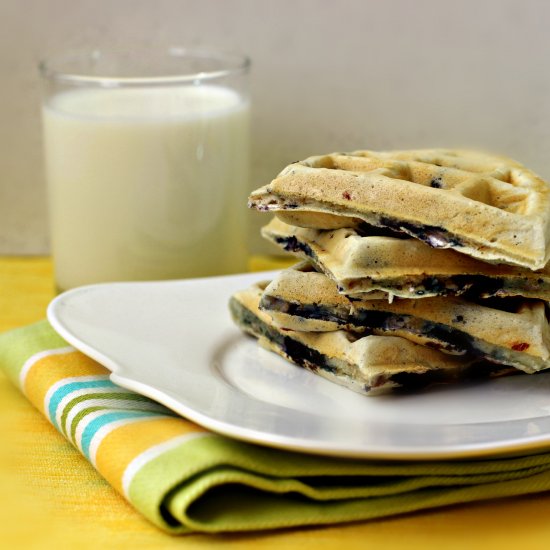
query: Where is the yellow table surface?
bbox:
[1,257,550,549]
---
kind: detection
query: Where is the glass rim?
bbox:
[39,47,251,87]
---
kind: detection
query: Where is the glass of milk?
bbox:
[39,48,250,292]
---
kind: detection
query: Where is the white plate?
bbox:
[48,271,550,460]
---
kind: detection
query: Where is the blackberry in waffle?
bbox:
[262,217,550,300]
[259,263,550,374]
[249,149,550,270]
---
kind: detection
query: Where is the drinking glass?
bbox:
[40,48,250,292]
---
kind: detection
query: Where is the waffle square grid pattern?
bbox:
[249,149,550,270]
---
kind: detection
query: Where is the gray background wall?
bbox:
[1,0,550,254]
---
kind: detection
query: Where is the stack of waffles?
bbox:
[230,149,550,395]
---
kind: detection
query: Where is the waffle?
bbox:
[259,263,550,374]
[229,282,517,395]
[249,149,550,270]
[262,217,550,300]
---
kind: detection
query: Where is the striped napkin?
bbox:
[3,321,550,534]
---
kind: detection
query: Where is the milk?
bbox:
[42,85,250,291]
